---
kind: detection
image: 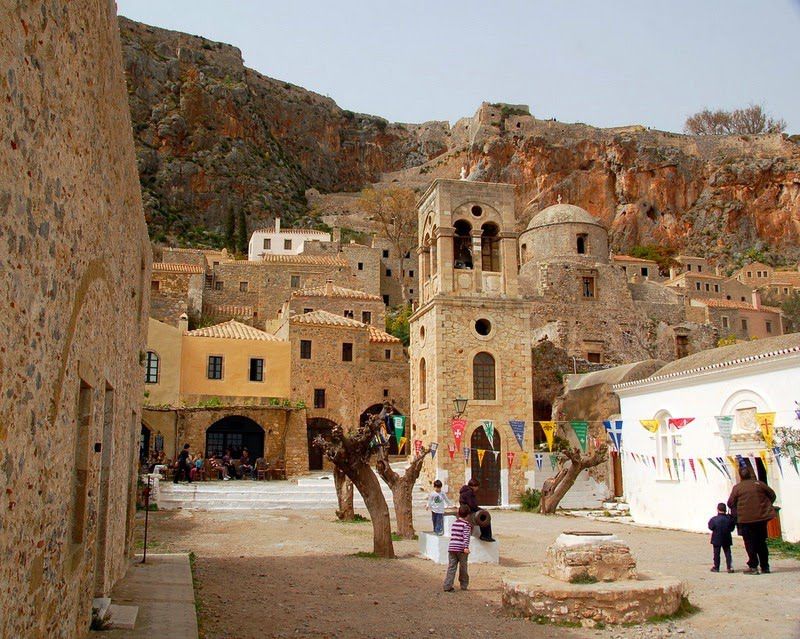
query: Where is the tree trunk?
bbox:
[539,446,608,514]
[349,463,394,557]
[334,466,354,521]
[375,447,429,539]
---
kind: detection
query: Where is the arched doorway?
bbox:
[470,426,501,506]
[206,416,265,460]
[140,424,151,463]
[307,418,337,471]
[359,404,400,455]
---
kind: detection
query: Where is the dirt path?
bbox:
[141,507,800,639]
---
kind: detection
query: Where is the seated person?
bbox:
[190,452,205,481]
[240,448,254,478]
[222,449,237,479]
[210,454,230,480]
[459,478,495,542]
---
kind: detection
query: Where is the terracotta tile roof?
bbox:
[693,298,781,313]
[368,326,401,343]
[614,333,800,390]
[290,310,367,328]
[152,262,205,274]
[258,254,348,267]
[291,282,382,301]
[770,272,800,286]
[186,320,280,341]
[612,255,657,264]
[203,304,254,317]
[252,228,330,236]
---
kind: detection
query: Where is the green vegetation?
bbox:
[134,538,161,550]
[630,244,678,276]
[336,514,370,524]
[519,488,542,512]
[569,573,598,584]
[767,538,800,559]
[717,334,738,347]
[352,551,382,559]
[646,595,700,623]
[391,533,418,541]
[385,305,412,346]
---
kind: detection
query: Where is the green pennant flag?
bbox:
[392,415,406,441]
[482,420,495,449]
[570,420,589,452]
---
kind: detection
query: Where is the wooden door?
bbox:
[470,427,501,506]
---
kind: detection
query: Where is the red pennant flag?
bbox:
[668,417,695,429]
[507,451,515,469]
[451,418,466,451]
[689,458,697,480]
[447,444,455,460]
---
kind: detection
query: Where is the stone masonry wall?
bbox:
[0,2,150,637]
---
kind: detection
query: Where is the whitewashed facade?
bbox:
[248,218,330,260]
[614,335,800,541]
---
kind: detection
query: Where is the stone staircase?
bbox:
[155,473,429,511]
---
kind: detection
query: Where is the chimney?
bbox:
[715,264,722,276]
[325,279,334,295]
[669,267,676,280]
[275,217,281,233]
[178,313,189,333]
[752,289,761,310]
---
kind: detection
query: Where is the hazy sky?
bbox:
[116,0,800,133]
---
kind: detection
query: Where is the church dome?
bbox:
[525,203,603,230]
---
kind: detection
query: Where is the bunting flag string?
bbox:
[398,436,407,453]
[707,456,725,478]
[540,421,556,451]
[451,418,466,452]
[640,419,660,433]
[672,458,681,480]
[715,457,732,481]
[791,452,800,476]
[447,444,455,461]
[772,447,784,478]
[665,458,673,480]
[510,420,526,449]
[668,417,695,430]
[688,458,697,480]
[759,450,769,473]
[493,450,500,462]
[507,451,515,469]
[756,412,776,449]
[482,420,495,449]
[477,449,486,466]
[697,457,708,480]
[463,447,470,463]
[715,416,734,451]
[534,452,544,471]
[570,420,589,452]
[520,451,529,468]
[429,442,438,459]
[391,415,406,442]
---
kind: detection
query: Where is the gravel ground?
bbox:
[140,506,800,639]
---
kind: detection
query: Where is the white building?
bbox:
[248,218,331,260]
[614,333,800,541]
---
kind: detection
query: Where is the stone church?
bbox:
[408,179,713,506]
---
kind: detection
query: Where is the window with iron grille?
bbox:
[145,351,159,384]
[342,342,353,362]
[300,340,312,360]
[362,311,372,324]
[263,238,271,250]
[314,388,326,408]
[249,358,264,382]
[284,239,292,250]
[207,355,223,380]
[239,281,248,292]
[472,352,496,400]
[290,275,301,288]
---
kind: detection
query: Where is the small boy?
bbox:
[708,502,736,573]
[426,479,452,535]
[443,505,472,592]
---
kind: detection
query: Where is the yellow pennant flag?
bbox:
[477,449,486,466]
[398,436,407,453]
[640,419,660,433]
[539,421,556,451]
[726,456,740,479]
[520,451,530,468]
[756,412,776,449]
[759,450,770,472]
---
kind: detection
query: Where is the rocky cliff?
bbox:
[120,17,800,263]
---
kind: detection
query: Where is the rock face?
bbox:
[120,18,800,262]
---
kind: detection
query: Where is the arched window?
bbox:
[422,233,431,282]
[419,358,427,404]
[145,351,159,384]
[481,222,501,272]
[577,234,588,255]
[453,220,473,270]
[472,352,496,400]
[520,243,527,264]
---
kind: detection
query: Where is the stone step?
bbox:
[108,604,138,631]
[92,597,111,621]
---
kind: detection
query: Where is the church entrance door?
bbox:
[470,427,501,506]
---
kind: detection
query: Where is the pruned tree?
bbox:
[314,414,395,557]
[333,466,354,521]
[375,441,430,539]
[539,445,608,514]
[684,104,786,135]
[359,186,417,303]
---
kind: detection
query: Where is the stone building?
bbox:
[247,217,331,260]
[0,2,150,637]
[612,255,662,282]
[687,297,783,340]
[277,310,409,470]
[281,281,386,327]
[150,262,204,325]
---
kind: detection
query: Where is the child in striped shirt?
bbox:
[443,504,472,592]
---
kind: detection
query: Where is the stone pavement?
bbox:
[90,553,198,639]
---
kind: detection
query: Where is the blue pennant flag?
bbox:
[603,420,623,451]
[509,420,526,449]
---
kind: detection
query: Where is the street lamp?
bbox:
[453,397,468,418]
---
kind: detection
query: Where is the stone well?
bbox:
[502,531,684,627]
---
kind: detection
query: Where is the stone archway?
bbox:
[307,417,337,471]
[206,415,265,460]
[360,404,400,455]
[470,427,501,506]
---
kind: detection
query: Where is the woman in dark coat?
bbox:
[727,466,777,574]
[459,478,495,542]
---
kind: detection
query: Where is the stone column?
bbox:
[500,232,519,296]
[471,230,483,293]
[435,227,454,295]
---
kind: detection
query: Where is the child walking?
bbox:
[426,479,452,535]
[708,502,736,573]
[443,505,472,592]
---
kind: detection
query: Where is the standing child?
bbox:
[426,480,452,535]
[443,505,472,592]
[708,502,736,573]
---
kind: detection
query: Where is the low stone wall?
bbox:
[502,573,684,626]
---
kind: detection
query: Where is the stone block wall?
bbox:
[150,271,203,325]
[0,2,150,636]
[287,293,385,327]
